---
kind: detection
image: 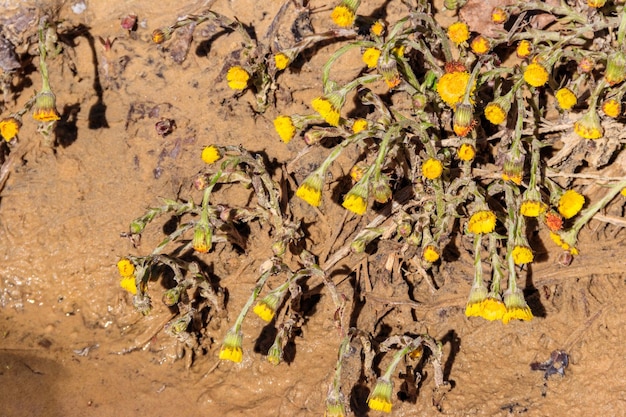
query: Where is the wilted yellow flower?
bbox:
[296,172,324,207]
[253,295,280,322]
[587,0,607,7]
[201,145,222,164]
[226,66,250,90]
[422,158,443,180]
[312,96,342,126]
[151,28,172,44]
[520,199,547,217]
[447,22,470,45]
[273,115,297,143]
[467,210,496,234]
[342,183,368,215]
[523,62,549,87]
[422,245,440,263]
[368,378,393,413]
[362,47,381,69]
[604,51,626,85]
[437,71,474,108]
[331,5,355,27]
[479,297,507,321]
[219,328,243,363]
[549,231,578,254]
[453,103,475,137]
[33,91,61,122]
[465,284,488,317]
[516,40,533,58]
[574,110,603,139]
[192,225,211,253]
[458,143,476,161]
[602,99,621,118]
[470,36,490,55]
[558,190,585,219]
[502,289,533,324]
[119,275,137,295]
[555,88,577,110]
[491,7,508,24]
[511,245,534,265]
[0,117,21,141]
[274,52,290,70]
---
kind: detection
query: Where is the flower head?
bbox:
[117,258,135,277]
[524,62,549,87]
[587,0,607,7]
[192,225,212,253]
[273,115,297,143]
[604,50,626,86]
[367,377,393,413]
[479,296,507,321]
[447,22,470,45]
[33,91,61,122]
[502,150,525,185]
[342,182,368,215]
[458,143,476,161]
[574,109,603,139]
[0,117,21,141]
[484,96,511,125]
[201,145,222,164]
[502,288,533,324]
[423,245,440,263]
[453,103,476,137]
[331,0,361,27]
[254,292,283,322]
[602,99,621,118]
[437,71,474,108]
[151,27,172,44]
[516,40,533,59]
[120,275,137,295]
[512,245,534,265]
[467,210,496,234]
[422,158,444,180]
[470,36,490,55]
[351,118,368,134]
[544,211,563,232]
[370,20,385,36]
[226,66,250,90]
[558,190,585,219]
[465,284,488,317]
[554,88,577,111]
[520,199,547,217]
[296,172,324,207]
[378,53,401,88]
[219,328,243,363]
[549,231,578,255]
[362,47,381,69]
[274,52,290,70]
[491,7,508,24]
[312,95,343,126]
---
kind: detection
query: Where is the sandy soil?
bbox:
[1,1,625,416]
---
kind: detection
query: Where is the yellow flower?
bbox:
[520,199,547,217]
[573,110,603,139]
[587,0,606,7]
[0,117,21,141]
[192,225,211,253]
[296,172,324,207]
[491,7,508,24]
[273,115,297,143]
[33,91,61,122]
[602,99,621,118]
[558,190,585,219]
[467,210,496,234]
[368,378,393,413]
[458,143,476,161]
[620,187,626,197]
[453,103,475,137]
[523,63,549,87]
[362,47,381,69]
[516,40,533,59]
[120,275,137,295]
[274,53,290,70]
[604,51,626,86]
[447,22,470,45]
[555,88,577,110]
[117,258,135,277]
[219,328,243,363]
[331,5,355,27]
[370,21,384,36]
[422,245,440,263]
[325,399,347,417]
[470,36,490,55]
[342,187,368,215]
[549,231,578,255]
[422,158,443,180]
[478,297,507,321]
[201,145,222,164]
[351,118,368,133]
[151,27,172,44]
[484,98,510,125]
[349,162,366,182]
[502,289,533,324]
[437,71,474,108]
[226,66,250,90]
[312,96,341,126]
[465,284,488,317]
[511,245,534,265]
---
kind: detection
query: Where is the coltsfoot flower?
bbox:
[331,0,360,27]
[491,7,508,23]
[274,52,290,70]
[502,288,533,324]
[437,71,474,108]
[558,190,585,219]
[470,35,490,55]
[219,328,244,363]
[351,118,368,133]
[422,158,443,180]
[523,62,549,87]
[544,211,564,232]
[362,47,381,69]
[555,88,577,110]
[602,99,621,118]
[370,20,384,36]
[312,96,342,127]
[574,109,603,139]
[0,117,21,142]
[549,231,579,255]
[367,377,393,413]
[422,245,440,263]
[33,91,61,122]
[120,275,137,295]
[516,40,532,59]
[520,199,547,217]
[467,210,496,234]
[447,21,469,45]
[604,51,625,85]
[465,284,488,317]
[201,145,222,164]
[296,172,324,207]
[273,115,297,143]
[117,258,135,277]
[226,66,250,90]
[342,183,368,215]
[453,103,475,137]
[458,143,476,161]
[253,292,283,322]
[479,296,507,321]
[512,245,534,265]
[484,97,511,125]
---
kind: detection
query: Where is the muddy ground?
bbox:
[1,1,625,416]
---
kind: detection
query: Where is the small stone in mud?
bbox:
[155,118,176,137]
[530,350,569,378]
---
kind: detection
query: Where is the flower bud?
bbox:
[605,51,626,86]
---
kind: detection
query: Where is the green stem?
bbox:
[233,269,272,332]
